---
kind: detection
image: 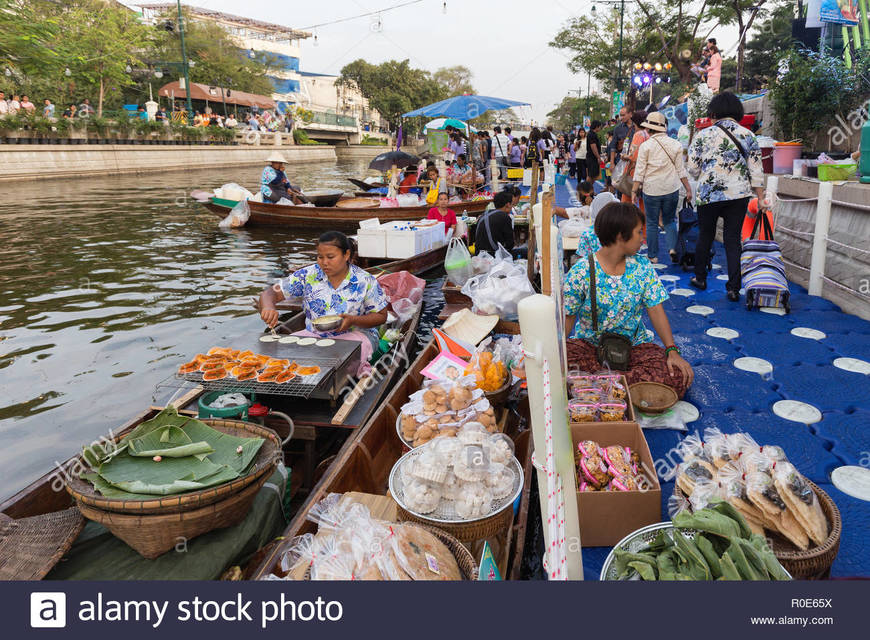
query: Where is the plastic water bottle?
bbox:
[462,209,468,220]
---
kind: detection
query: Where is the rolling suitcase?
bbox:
[741,212,790,313]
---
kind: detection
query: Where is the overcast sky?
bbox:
[127,0,740,123]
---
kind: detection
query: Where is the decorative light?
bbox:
[654,62,663,72]
[643,62,652,71]
[634,62,643,70]
[4,67,11,77]
[64,67,72,77]
[154,69,163,79]
[655,76,662,84]
[125,64,132,73]
[664,62,673,70]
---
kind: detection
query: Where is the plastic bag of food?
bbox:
[773,462,829,547]
[279,533,319,574]
[471,250,495,275]
[558,218,587,238]
[218,198,250,229]
[445,237,473,286]
[688,480,722,512]
[746,471,809,550]
[636,409,688,431]
[464,340,508,393]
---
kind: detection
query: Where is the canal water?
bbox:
[0,157,444,499]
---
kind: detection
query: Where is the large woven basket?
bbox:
[67,418,280,515]
[77,471,270,559]
[397,502,514,544]
[0,507,85,580]
[674,479,841,579]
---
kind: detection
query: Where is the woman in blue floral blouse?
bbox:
[687,92,768,301]
[564,202,694,397]
[259,231,389,375]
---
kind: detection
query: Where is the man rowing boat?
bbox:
[261,152,308,204]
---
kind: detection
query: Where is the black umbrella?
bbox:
[368,150,419,172]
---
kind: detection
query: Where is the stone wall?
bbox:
[0,144,336,182]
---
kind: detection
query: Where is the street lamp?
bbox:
[591,0,635,91]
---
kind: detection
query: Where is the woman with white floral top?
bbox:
[687,92,767,302]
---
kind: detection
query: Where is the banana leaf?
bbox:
[613,550,657,579]
[673,530,711,580]
[749,534,791,581]
[120,406,196,446]
[726,541,763,580]
[735,538,771,580]
[710,500,752,539]
[127,425,214,459]
[656,549,679,580]
[673,509,742,539]
[719,553,742,580]
[695,534,723,579]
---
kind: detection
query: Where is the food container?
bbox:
[817,162,857,182]
[599,402,627,422]
[570,387,602,403]
[568,401,598,422]
[312,315,342,332]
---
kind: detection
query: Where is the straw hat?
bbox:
[442,308,498,346]
[642,112,668,132]
[265,152,289,164]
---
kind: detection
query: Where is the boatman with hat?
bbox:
[261,152,307,204]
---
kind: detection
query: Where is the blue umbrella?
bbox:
[403,94,530,120]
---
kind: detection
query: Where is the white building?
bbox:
[134,3,310,112]
[298,71,388,134]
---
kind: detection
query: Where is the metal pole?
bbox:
[617,0,625,90]
[586,71,591,115]
[809,181,833,297]
[177,0,194,123]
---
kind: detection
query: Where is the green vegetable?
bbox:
[646,529,673,553]
[673,530,711,580]
[613,550,658,578]
[628,561,657,580]
[719,553,742,580]
[726,541,763,580]
[656,549,679,580]
[710,500,752,539]
[695,534,723,579]
[673,508,742,539]
[749,534,791,581]
[735,538,771,580]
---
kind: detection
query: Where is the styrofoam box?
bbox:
[385,227,424,259]
[359,217,381,230]
[357,227,386,258]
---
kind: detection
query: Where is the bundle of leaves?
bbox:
[81,407,264,499]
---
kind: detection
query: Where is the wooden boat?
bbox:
[248,338,537,580]
[347,178,387,191]
[202,195,493,230]
[0,306,424,578]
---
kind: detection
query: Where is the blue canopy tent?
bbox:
[402,94,530,120]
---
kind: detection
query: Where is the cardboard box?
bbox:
[567,374,635,423]
[571,422,662,547]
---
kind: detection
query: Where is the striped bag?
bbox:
[741,213,791,313]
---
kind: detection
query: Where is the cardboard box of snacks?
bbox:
[567,374,635,425]
[571,421,661,547]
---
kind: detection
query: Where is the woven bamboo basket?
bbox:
[397,501,514,544]
[629,382,678,414]
[484,379,512,408]
[67,418,280,515]
[77,472,269,559]
[674,480,841,579]
[0,507,85,580]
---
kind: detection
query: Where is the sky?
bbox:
[125,0,740,123]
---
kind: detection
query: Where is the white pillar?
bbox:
[518,294,583,580]
[808,181,833,297]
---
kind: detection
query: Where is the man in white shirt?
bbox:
[631,112,692,264]
[490,125,511,180]
[0,92,7,117]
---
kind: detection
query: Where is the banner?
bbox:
[806,0,824,27]
[426,130,449,156]
[611,91,625,119]
[819,0,859,25]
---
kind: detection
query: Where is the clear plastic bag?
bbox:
[460,260,534,320]
[636,408,688,431]
[218,198,250,229]
[445,237,473,286]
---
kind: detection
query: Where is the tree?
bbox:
[743,1,796,87]
[707,0,770,92]
[41,0,153,116]
[547,94,612,129]
[0,0,58,76]
[151,14,278,97]
[432,65,475,96]
[338,59,444,134]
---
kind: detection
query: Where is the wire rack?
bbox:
[164,354,342,399]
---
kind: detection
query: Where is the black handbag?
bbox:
[588,255,633,371]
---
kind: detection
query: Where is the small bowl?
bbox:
[629,382,678,415]
[312,315,342,332]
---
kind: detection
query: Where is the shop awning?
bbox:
[157,81,276,110]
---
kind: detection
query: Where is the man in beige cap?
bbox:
[261,152,307,203]
[631,112,692,263]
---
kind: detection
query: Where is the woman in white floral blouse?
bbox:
[687,92,768,302]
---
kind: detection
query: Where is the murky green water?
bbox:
[0,157,424,500]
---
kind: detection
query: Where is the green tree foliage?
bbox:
[0,0,58,78]
[547,94,612,130]
[707,0,774,92]
[431,65,475,95]
[151,13,277,97]
[743,1,796,87]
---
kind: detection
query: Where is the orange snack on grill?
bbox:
[257,371,279,383]
[286,362,299,373]
[296,365,321,376]
[236,369,257,381]
[207,347,229,356]
[275,370,297,384]
[230,364,256,378]
[203,368,228,381]
[178,361,200,374]
[200,360,225,372]
[265,358,290,368]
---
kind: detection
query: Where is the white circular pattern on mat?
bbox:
[651,263,667,271]
[659,274,680,282]
[734,357,773,375]
[716,274,729,281]
[760,307,786,316]
[833,357,870,375]
[671,288,695,297]
[772,400,822,424]
[687,305,715,316]
[831,466,870,502]
[316,339,336,347]
[296,337,317,346]
[259,335,278,343]
[712,263,722,270]
[707,327,739,340]
[672,401,700,423]
[278,336,299,344]
[791,327,826,341]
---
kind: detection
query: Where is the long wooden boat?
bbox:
[202,195,493,230]
[248,338,537,580]
[0,306,424,577]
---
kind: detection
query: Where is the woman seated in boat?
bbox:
[420,165,446,205]
[427,192,458,238]
[563,202,694,397]
[448,154,484,196]
[398,165,419,194]
[261,152,304,204]
[259,231,389,376]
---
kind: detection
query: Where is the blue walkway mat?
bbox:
[814,409,870,467]
[815,483,870,578]
[732,331,841,367]
[775,364,870,412]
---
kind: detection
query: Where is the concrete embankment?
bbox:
[0,144,336,182]
[334,145,421,159]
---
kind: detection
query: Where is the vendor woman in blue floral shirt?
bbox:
[259,231,389,375]
[563,202,694,397]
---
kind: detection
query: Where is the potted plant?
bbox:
[87,116,110,143]
[53,117,71,143]
[0,114,22,143]
[31,117,53,143]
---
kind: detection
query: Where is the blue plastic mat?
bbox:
[548,185,870,580]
